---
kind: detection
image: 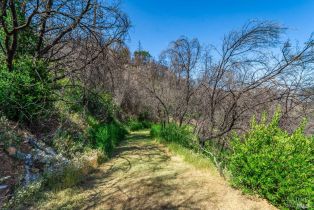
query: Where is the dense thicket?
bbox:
[229,112,314,209]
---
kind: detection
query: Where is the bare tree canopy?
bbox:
[0,0,130,75]
[137,21,314,141]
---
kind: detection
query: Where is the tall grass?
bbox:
[89,121,127,157]
[158,123,196,148]
[150,124,162,138]
[150,123,216,171]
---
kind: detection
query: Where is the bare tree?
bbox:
[195,21,314,143]
[160,37,201,126]
[0,0,130,78]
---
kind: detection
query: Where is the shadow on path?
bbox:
[35,131,276,210]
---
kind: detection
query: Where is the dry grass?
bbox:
[31,130,276,210]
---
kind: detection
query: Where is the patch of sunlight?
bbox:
[161,141,218,175]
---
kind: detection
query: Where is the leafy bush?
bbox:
[158,123,194,148]
[60,85,117,124]
[0,57,52,122]
[89,122,127,156]
[150,124,162,138]
[127,118,152,131]
[229,111,314,209]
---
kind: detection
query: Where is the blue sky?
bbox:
[121,0,314,58]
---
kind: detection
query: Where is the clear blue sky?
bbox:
[121,0,314,58]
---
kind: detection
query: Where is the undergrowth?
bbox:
[2,84,128,209]
[229,111,314,209]
[150,124,216,172]
[127,118,152,131]
[88,120,128,157]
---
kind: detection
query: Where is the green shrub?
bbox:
[150,124,162,138]
[84,92,117,123]
[0,57,52,122]
[128,119,143,131]
[158,123,194,148]
[138,110,152,122]
[229,111,314,209]
[127,118,152,131]
[89,122,127,156]
[59,85,117,124]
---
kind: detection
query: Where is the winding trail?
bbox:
[37,130,276,210]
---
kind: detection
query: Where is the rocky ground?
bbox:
[0,134,68,208]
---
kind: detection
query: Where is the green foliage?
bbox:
[0,3,39,58]
[150,124,162,138]
[89,122,127,157]
[134,50,151,64]
[127,118,152,131]
[150,123,195,148]
[53,85,127,159]
[0,57,53,122]
[61,85,117,123]
[229,111,314,209]
[158,123,195,148]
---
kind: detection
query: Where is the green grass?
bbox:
[163,141,217,172]
[150,124,217,173]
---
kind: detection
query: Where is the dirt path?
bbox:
[36,131,276,210]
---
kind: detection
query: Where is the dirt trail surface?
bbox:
[34,131,276,210]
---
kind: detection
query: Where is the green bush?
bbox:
[127,118,152,131]
[0,57,52,122]
[150,124,162,138]
[89,122,127,156]
[229,111,314,209]
[60,85,117,124]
